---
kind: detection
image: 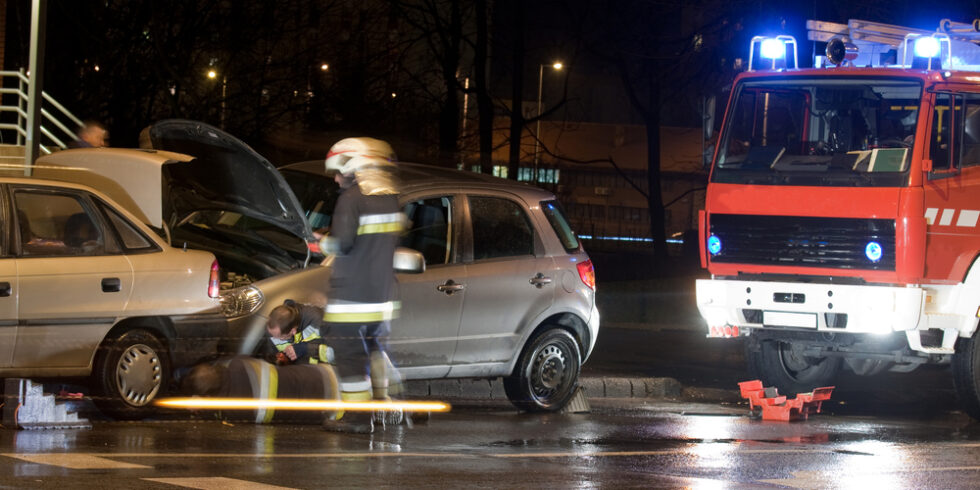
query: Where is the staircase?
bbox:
[0,69,82,165]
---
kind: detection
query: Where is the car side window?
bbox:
[100,203,155,251]
[14,191,105,257]
[402,196,453,266]
[469,196,534,260]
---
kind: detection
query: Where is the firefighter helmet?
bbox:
[325,137,396,176]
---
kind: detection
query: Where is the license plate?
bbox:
[763,311,817,329]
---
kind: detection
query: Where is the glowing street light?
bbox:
[534,61,564,180]
[320,63,330,71]
[207,69,217,79]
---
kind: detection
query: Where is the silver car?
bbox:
[60,120,600,412]
[275,160,600,411]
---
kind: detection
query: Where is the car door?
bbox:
[11,186,134,369]
[389,194,465,378]
[0,187,16,367]
[451,194,556,369]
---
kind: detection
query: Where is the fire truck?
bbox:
[696,19,980,419]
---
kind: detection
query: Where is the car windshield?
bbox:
[280,169,341,233]
[714,77,922,187]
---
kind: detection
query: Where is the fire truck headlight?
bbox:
[914,37,941,58]
[760,38,785,59]
[707,235,722,255]
[865,241,883,262]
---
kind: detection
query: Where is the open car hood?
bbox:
[143,119,314,243]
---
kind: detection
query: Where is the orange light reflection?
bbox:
[155,397,451,412]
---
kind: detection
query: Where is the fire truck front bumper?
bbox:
[695,279,926,336]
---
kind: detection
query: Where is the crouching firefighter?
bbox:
[182,356,341,424]
[265,300,333,366]
[318,137,406,434]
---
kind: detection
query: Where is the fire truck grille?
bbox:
[709,214,896,270]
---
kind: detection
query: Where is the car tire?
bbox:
[504,328,581,412]
[745,338,841,395]
[952,329,980,420]
[92,329,169,420]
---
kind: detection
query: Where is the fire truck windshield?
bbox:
[714,78,922,187]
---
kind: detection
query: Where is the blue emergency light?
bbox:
[707,235,722,255]
[760,38,785,59]
[865,241,882,262]
[914,37,941,58]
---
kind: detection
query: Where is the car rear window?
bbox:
[541,200,579,252]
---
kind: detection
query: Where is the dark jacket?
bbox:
[327,184,401,307]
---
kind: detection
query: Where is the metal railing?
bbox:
[0,69,82,154]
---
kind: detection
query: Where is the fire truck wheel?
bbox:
[952,329,980,420]
[504,328,581,412]
[746,339,841,395]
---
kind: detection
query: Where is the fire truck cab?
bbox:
[696,19,980,419]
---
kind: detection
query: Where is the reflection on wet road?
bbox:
[2,400,979,489]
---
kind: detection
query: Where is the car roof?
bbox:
[281,160,558,201]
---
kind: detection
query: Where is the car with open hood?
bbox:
[41,120,600,412]
[0,159,224,419]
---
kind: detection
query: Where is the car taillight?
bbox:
[577,259,595,290]
[208,260,220,298]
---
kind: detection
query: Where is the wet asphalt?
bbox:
[1,324,978,488]
[1,398,978,489]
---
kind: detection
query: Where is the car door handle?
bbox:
[530,273,553,288]
[101,277,121,293]
[436,279,465,295]
[0,282,10,297]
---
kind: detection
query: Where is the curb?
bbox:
[403,376,682,402]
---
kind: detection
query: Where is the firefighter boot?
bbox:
[322,411,374,434]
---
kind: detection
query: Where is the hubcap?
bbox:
[531,344,567,397]
[115,343,162,406]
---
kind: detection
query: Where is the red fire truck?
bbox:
[696,19,980,419]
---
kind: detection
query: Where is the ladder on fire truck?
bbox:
[806,18,980,70]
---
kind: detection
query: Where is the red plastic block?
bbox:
[738,379,835,421]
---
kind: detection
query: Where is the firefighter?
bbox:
[182,356,341,424]
[265,300,333,366]
[318,137,404,433]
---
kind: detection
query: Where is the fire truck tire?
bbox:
[952,329,980,420]
[746,339,841,395]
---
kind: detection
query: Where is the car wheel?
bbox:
[504,328,581,412]
[952,329,980,420]
[745,338,841,395]
[92,329,169,420]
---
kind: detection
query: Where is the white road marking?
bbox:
[143,477,294,490]
[1,453,149,469]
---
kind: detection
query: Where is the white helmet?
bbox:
[325,137,396,176]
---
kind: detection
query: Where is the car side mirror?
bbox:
[394,247,425,274]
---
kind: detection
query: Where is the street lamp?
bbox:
[206,69,227,128]
[534,61,563,181]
